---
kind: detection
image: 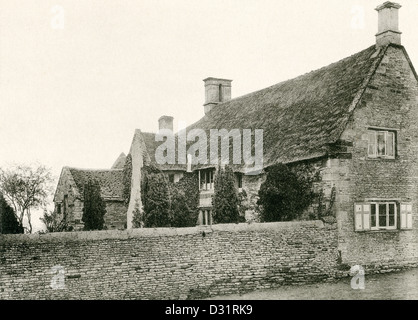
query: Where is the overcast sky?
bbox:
[1,0,417,231]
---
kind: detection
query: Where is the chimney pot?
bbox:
[375,2,402,47]
[158,115,174,131]
[203,77,232,114]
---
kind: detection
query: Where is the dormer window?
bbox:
[368,129,396,159]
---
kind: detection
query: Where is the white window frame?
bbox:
[369,202,397,230]
[367,129,396,159]
[198,169,215,191]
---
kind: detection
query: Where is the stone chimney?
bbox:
[203,77,232,114]
[375,2,402,48]
[158,115,174,131]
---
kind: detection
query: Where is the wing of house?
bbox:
[126,3,418,233]
[53,1,418,269]
[53,167,127,230]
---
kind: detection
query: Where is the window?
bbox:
[56,203,62,214]
[199,210,212,225]
[235,173,243,190]
[199,169,215,190]
[355,202,412,231]
[368,129,395,159]
[370,202,397,230]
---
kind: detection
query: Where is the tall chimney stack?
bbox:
[203,77,232,114]
[375,2,402,48]
[158,115,174,131]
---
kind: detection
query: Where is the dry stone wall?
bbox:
[0,221,340,300]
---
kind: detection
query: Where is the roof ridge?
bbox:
[205,44,378,112]
[68,167,123,172]
[334,44,390,144]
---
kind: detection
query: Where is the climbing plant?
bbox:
[169,172,199,227]
[257,163,315,222]
[212,166,240,224]
[82,178,107,230]
[122,154,132,206]
[141,165,171,228]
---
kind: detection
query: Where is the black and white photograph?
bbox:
[1,0,418,310]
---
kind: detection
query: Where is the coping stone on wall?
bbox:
[0,220,325,243]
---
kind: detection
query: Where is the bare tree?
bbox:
[0,164,53,233]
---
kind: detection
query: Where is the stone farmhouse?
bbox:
[54,1,418,266]
[53,159,127,230]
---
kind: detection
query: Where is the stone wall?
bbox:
[0,221,340,300]
[104,201,127,230]
[64,200,126,231]
[336,45,418,267]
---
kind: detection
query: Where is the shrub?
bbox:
[131,200,144,228]
[169,185,194,227]
[141,166,171,228]
[122,154,133,206]
[40,209,69,233]
[212,166,240,223]
[171,172,199,227]
[140,166,199,228]
[82,179,107,230]
[257,163,314,222]
[0,193,23,234]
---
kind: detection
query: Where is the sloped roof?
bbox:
[68,168,124,201]
[111,152,127,169]
[141,131,187,171]
[136,44,396,172]
[188,44,392,170]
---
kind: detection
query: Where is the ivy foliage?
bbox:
[212,166,240,224]
[169,172,199,228]
[122,153,132,206]
[82,179,107,230]
[140,166,199,228]
[0,193,23,234]
[257,163,315,222]
[132,199,144,228]
[141,165,171,228]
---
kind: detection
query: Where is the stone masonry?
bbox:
[0,221,340,300]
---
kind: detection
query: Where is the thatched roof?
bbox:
[68,168,124,201]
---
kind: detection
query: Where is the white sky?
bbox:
[1,0,418,231]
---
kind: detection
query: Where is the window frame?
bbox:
[369,201,397,230]
[367,128,396,159]
[235,172,243,191]
[199,168,215,191]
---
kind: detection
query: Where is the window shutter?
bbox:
[355,203,364,231]
[363,204,371,230]
[354,203,371,231]
[368,131,376,157]
[387,132,394,157]
[407,205,413,229]
[400,204,413,229]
